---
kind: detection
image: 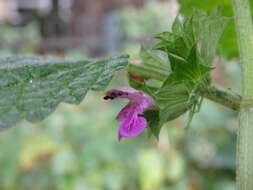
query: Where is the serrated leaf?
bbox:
[156,9,229,64]
[0,54,129,129]
[186,45,214,79]
[192,9,230,64]
[168,54,196,83]
[179,1,238,58]
[169,46,213,83]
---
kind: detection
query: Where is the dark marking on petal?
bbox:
[104,96,109,100]
[104,96,114,100]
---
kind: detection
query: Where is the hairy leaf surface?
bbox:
[0,55,129,129]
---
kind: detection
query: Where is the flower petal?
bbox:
[105,88,149,109]
[116,103,133,121]
[105,87,156,140]
[118,115,147,140]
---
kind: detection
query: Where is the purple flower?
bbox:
[104,87,154,140]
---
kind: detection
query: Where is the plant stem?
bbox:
[199,86,241,111]
[232,0,253,189]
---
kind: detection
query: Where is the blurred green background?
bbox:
[0,0,244,189]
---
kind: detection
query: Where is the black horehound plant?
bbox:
[0,0,252,189]
[127,3,253,190]
[128,9,237,137]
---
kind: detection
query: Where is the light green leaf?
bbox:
[179,0,238,58]
[157,82,189,107]
[154,32,177,41]
[128,77,158,97]
[0,54,129,129]
[153,32,189,59]
[159,98,190,124]
[172,16,183,35]
[140,47,169,71]
[192,9,230,64]
[183,17,195,49]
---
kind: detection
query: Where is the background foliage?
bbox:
[178,0,253,58]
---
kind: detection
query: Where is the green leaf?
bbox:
[143,110,161,139]
[169,46,213,83]
[153,33,189,59]
[172,16,183,35]
[192,9,230,64]
[140,47,169,71]
[128,77,158,97]
[161,73,178,87]
[0,54,129,129]
[186,45,214,79]
[159,98,190,123]
[154,32,177,41]
[157,82,189,107]
[178,0,238,58]
[128,63,168,81]
[182,17,195,49]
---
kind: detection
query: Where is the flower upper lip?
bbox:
[103,91,125,100]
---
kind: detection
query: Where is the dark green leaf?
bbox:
[168,46,213,83]
[187,45,214,79]
[0,54,129,129]
[143,109,161,139]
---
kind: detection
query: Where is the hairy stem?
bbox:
[232,0,253,189]
[199,86,241,111]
